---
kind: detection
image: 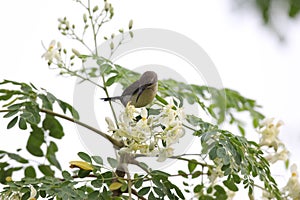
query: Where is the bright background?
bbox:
[1,0,300,199]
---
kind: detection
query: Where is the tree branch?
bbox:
[40,108,124,149]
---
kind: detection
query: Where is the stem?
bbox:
[62,66,104,89]
[124,165,132,200]
[183,123,198,132]
[131,189,146,200]
[84,0,119,127]
[40,108,124,149]
[169,155,213,168]
[101,74,119,128]
[87,0,98,55]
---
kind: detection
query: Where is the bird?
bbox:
[101,71,158,108]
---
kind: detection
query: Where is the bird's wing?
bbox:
[122,80,141,96]
[135,83,153,103]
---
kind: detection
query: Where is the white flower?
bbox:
[282,164,300,199]
[28,185,37,200]
[105,117,116,132]
[157,147,174,162]
[265,148,289,164]
[208,161,224,184]
[258,118,284,151]
[262,190,275,200]
[42,40,62,64]
[226,190,235,200]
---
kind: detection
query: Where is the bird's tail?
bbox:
[100,96,121,102]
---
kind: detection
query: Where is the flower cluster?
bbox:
[105,97,185,162]
[258,118,289,164]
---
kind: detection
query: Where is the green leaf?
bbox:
[233,174,241,184]
[155,94,168,105]
[173,184,185,199]
[7,103,23,110]
[107,157,118,168]
[46,142,61,170]
[56,99,80,120]
[188,159,197,173]
[0,93,13,101]
[216,147,226,158]
[78,169,91,178]
[151,170,170,178]
[26,125,44,157]
[21,103,41,125]
[18,117,27,130]
[38,165,54,177]
[38,94,53,110]
[7,116,18,129]
[3,109,19,118]
[134,177,143,189]
[43,114,64,139]
[192,171,202,179]
[25,166,36,178]
[105,75,119,87]
[88,191,99,200]
[21,192,30,200]
[64,102,80,120]
[138,187,150,196]
[213,185,228,199]
[91,179,103,188]
[0,162,9,168]
[178,170,188,178]
[100,64,113,75]
[78,152,92,163]
[148,191,156,200]
[223,179,239,192]
[7,153,28,164]
[253,118,259,128]
[209,146,218,160]
[20,83,32,92]
[194,184,203,193]
[62,171,72,180]
[92,156,103,165]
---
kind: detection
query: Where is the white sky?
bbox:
[1,0,300,199]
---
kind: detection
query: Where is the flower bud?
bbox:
[83,13,87,23]
[65,21,70,30]
[110,42,114,50]
[57,41,62,49]
[129,31,134,38]
[93,5,99,12]
[128,19,133,30]
[72,48,81,57]
[109,6,114,19]
[105,2,110,11]
[119,29,124,33]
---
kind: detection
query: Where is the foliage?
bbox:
[230,0,300,40]
[0,0,296,199]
